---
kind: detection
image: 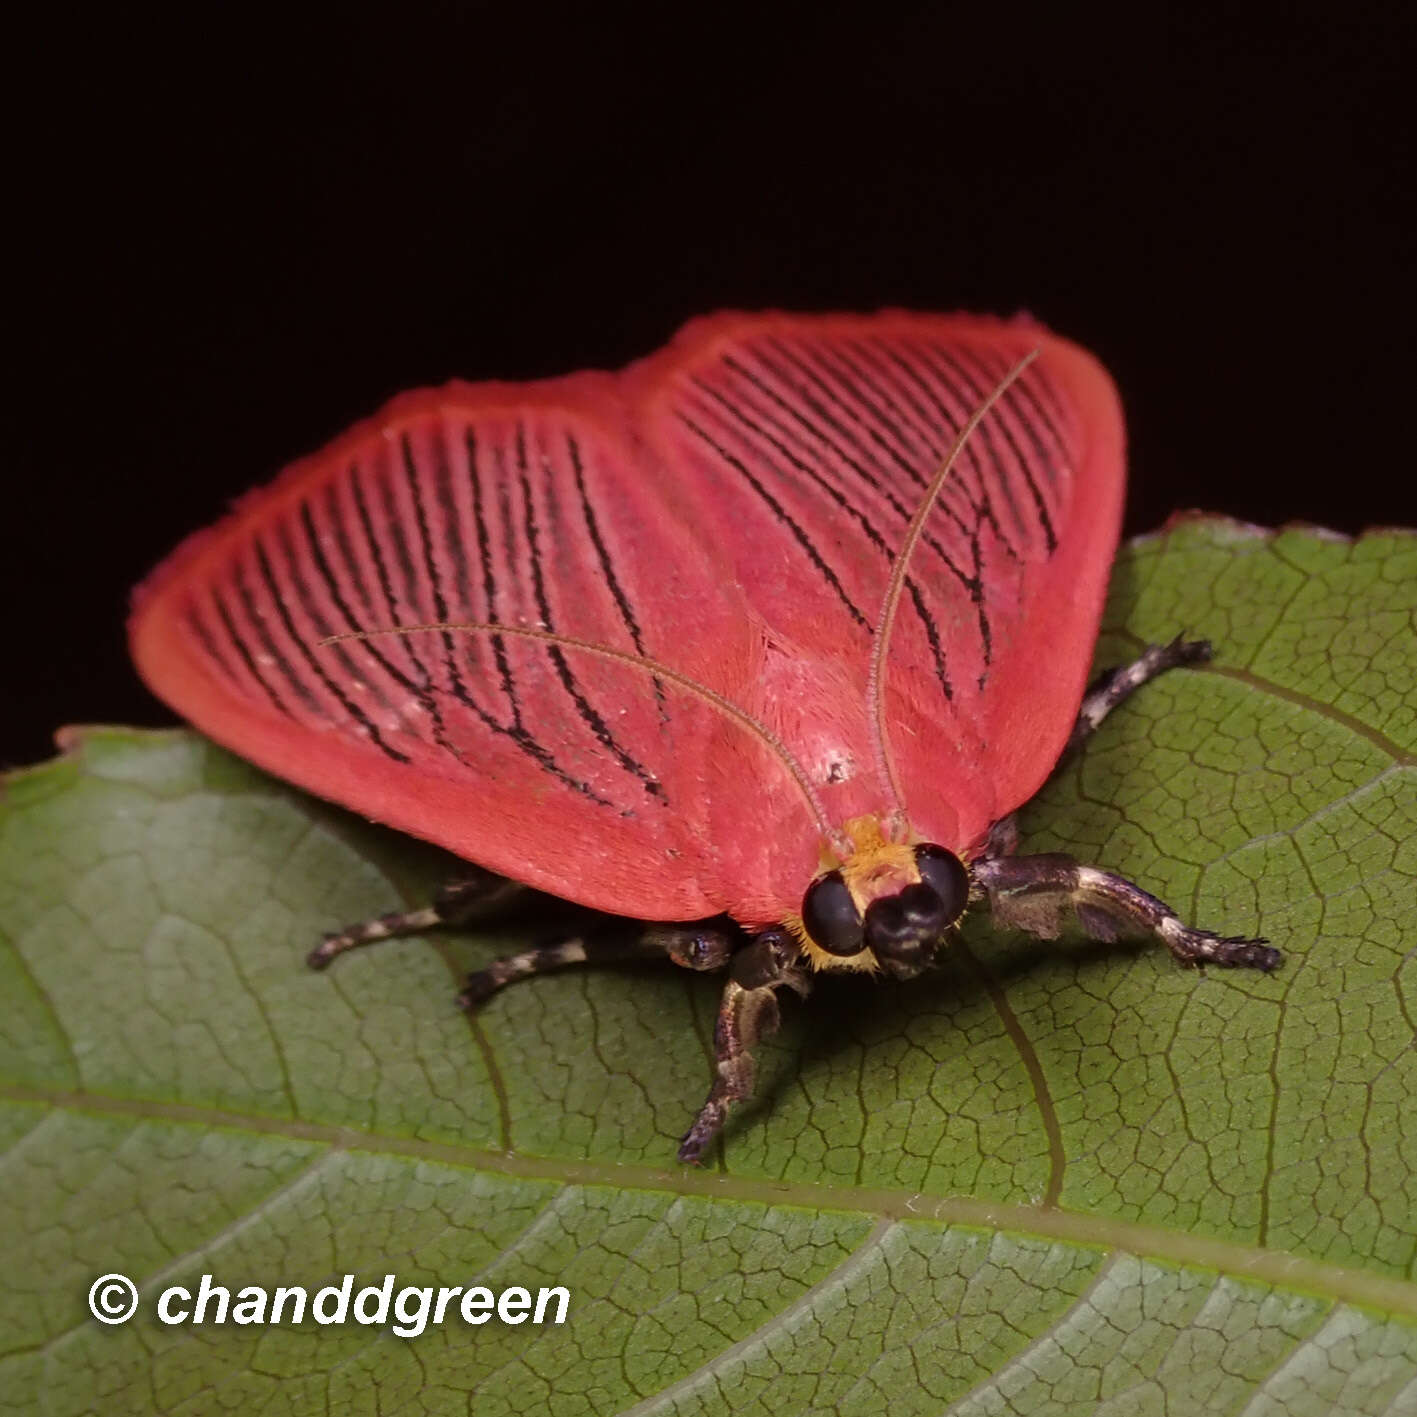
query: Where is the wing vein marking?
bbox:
[182,601,237,686]
[373,465,423,611]
[820,339,972,494]
[1022,361,1074,441]
[347,461,458,748]
[466,428,525,726]
[719,350,894,491]
[230,558,325,712]
[517,424,665,802]
[889,337,1035,549]
[251,536,411,763]
[847,337,1024,564]
[908,582,957,700]
[842,338,1016,679]
[349,466,414,638]
[676,410,870,631]
[565,432,665,717]
[430,424,473,608]
[208,584,294,717]
[723,345,967,534]
[271,520,398,716]
[688,377,900,546]
[562,434,644,651]
[748,338,909,485]
[796,337,1004,678]
[281,514,487,765]
[755,332,997,581]
[297,499,427,703]
[931,343,1060,551]
[371,459,447,711]
[685,372,960,702]
[199,583,298,719]
[467,435,613,805]
[691,369,977,583]
[401,432,492,724]
[324,425,609,803]
[766,333,929,474]
[786,334,1001,681]
[321,482,375,615]
[989,354,1073,466]
[961,347,1072,490]
[311,485,474,762]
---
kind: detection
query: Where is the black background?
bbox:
[9,8,1413,769]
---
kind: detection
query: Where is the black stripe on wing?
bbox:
[251,537,410,762]
[515,424,666,802]
[566,433,667,715]
[682,375,959,701]
[676,411,872,634]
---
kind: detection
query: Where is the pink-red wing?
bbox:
[633,312,1124,886]
[131,373,758,918]
[131,313,1124,928]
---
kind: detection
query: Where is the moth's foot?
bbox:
[676,1120,716,1167]
[457,971,499,1010]
[1164,924,1282,972]
[306,935,343,971]
[1165,633,1213,668]
[1067,637,1215,760]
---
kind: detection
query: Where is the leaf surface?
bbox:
[2,520,1414,1414]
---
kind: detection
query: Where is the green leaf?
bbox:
[2,518,1414,1415]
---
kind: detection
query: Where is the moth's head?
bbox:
[798,818,970,978]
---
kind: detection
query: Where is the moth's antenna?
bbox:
[322,620,853,858]
[866,350,1040,837]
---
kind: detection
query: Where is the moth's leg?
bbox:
[1065,635,1212,758]
[678,929,809,1165]
[459,921,740,1009]
[972,853,1282,971]
[983,814,1020,857]
[980,639,1213,859]
[307,865,527,970]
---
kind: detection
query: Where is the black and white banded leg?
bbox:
[312,865,797,1161]
[972,636,1280,972]
[678,928,810,1165]
[314,873,742,1008]
[972,853,1281,970]
[1066,635,1212,757]
[459,922,806,1163]
[458,921,738,1008]
[307,864,527,969]
[983,637,1214,864]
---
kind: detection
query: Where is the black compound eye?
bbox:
[914,844,970,927]
[802,870,865,956]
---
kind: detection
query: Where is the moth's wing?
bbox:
[133,314,1125,933]
[633,311,1125,861]
[130,374,760,919]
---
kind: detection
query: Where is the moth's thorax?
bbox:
[834,815,918,907]
[744,646,972,856]
[748,644,887,813]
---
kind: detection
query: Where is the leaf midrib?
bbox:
[6,1082,1414,1320]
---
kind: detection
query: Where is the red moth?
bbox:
[129,311,1280,1162]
